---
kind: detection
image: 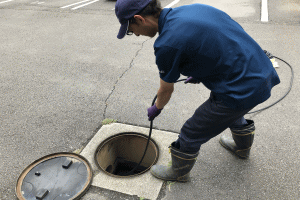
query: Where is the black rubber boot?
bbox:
[219,120,255,159]
[150,142,199,182]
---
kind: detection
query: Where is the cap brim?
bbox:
[117,21,129,39]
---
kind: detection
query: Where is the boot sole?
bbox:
[219,139,248,159]
[150,171,190,182]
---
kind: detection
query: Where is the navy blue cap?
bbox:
[115,0,152,39]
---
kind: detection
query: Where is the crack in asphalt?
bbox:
[103,38,151,119]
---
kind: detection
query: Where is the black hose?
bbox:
[126,55,293,175]
[248,56,294,114]
[124,80,183,175]
[124,98,156,176]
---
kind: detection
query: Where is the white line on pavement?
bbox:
[71,0,98,10]
[60,0,91,9]
[164,0,180,8]
[261,0,268,22]
[0,0,13,4]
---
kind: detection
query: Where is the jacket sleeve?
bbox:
[155,46,185,83]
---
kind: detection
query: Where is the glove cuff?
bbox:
[154,104,163,111]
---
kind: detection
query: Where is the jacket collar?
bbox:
[158,8,172,34]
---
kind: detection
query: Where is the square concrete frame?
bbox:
[80,123,178,200]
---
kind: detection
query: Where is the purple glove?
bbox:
[184,76,201,84]
[147,104,162,121]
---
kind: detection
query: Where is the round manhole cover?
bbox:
[16,152,92,200]
[94,132,159,177]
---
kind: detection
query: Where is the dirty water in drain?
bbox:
[106,156,147,176]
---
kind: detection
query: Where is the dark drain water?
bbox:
[94,132,159,177]
[106,156,147,176]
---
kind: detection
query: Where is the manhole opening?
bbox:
[94,132,159,177]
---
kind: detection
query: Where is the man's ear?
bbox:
[133,15,146,25]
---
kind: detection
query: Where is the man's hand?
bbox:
[184,76,201,84]
[147,104,162,121]
[147,78,173,121]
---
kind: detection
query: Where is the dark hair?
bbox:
[130,0,162,23]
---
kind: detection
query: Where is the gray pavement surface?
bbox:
[1,0,299,199]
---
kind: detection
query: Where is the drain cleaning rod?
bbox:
[125,80,183,176]
[126,54,293,176]
[124,78,187,176]
[124,95,158,175]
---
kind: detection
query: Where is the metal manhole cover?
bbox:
[16,152,93,200]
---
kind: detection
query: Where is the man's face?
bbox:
[127,15,158,38]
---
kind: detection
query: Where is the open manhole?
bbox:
[94,132,159,177]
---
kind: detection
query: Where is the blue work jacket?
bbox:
[154,4,280,110]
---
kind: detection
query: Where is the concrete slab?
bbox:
[80,123,178,200]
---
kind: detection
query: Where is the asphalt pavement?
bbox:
[1,0,299,199]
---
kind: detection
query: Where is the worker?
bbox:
[115,0,280,182]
